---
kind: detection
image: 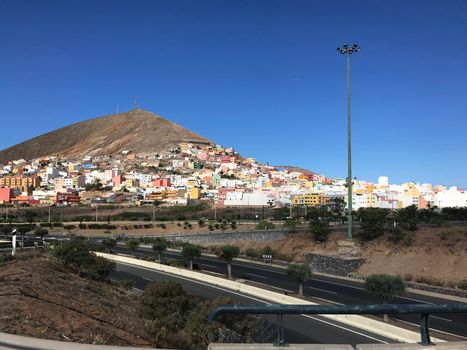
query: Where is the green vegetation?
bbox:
[308,207,331,242]
[101,238,117,253]
[152,238,168,262]
[287,263,312,296]
[139,281,263,348]
[126,239,140,256]
[357,208,389,240]
[53,239,115,281]
[365,274,406,321]
[256,219,275,230]
[395,205,419,231]
[216,245,240,279]
[182,244,201,270]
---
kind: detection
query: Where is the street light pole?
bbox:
[337,43,360,241]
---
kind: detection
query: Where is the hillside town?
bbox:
[0,140,465,210]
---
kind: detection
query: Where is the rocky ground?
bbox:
[0,253,152,347]
[216,225,467,286]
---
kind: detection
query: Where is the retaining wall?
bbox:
[305,253,365,276]
[160,230,288,244]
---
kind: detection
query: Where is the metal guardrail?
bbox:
[208,303,467,346]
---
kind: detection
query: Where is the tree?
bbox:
[365,274,406,322]
[357,208,389,240]
[126,239,140,256]
[216,245,240,279]
[287,263,312,296]
[185,297,258,349]
[152,238,168,262]
[308,207,331,242]
[53,239,92,276]
[139,281,195,345]
[101,238,117,253]
[182,244,201,270]
[395,205,419,231]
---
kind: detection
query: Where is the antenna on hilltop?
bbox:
[134,96,139,109]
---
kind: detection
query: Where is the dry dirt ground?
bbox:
[0,255,152,347]
[218,226,467,285]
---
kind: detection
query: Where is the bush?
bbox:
[139,281,195,344]
[256,220,275,230]
[53,239,115,280]
[34,228,49,237]
[83,256,116,281]
[117,279,136,290]
[395,205,419,231]
[365,274,406,302]
[245,248,259,259]
[457,280,467,290]
[357,208,388,240]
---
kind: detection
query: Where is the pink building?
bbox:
[0,188,12,203]
[153,178,171,188]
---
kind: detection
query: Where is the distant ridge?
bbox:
[0,109,212,162]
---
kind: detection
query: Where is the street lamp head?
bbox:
[337,43,360,55]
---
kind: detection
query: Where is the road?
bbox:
[112,245,467,340]
[111,261,394,345]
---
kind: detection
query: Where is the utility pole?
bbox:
[48,206,51,223]
[337,43,360,241]
[96,205,99,222]
[152,202,155,221]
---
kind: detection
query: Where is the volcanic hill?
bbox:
[0,109,212,162]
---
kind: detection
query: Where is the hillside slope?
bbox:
[0,109,212,162]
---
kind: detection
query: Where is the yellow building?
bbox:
[0,175,41,192]
[189,187,201,200]
[292,193,330,207]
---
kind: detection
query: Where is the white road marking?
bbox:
[202,263,218,268]
[399,296,433,304]
[430,315,452,322]
[247,273,268,279]
[313,278,365,291]
[116,261,389,343]
[396,318,465,339]
[142,277,153,281]
[308,286,338,295]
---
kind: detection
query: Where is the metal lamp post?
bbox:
[337,43,360,241]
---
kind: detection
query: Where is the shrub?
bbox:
[365,274,406,302]
[34,228,49,237]
[457,280,467,290]
[256,220,275,230]
[116,279,136,290]
[83,256,116,281]
[357,208,388,240]
[245,248,259,259]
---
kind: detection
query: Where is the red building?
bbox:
[56,191,81,205]
[153,178,171,188]
[0,187,12,203]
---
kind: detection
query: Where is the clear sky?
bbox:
[1,0,466,187]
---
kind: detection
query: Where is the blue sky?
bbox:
[1,0,466,187]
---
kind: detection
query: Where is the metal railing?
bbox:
[208,303,467,346]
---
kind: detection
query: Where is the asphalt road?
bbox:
[111,262,394,345]
[112,245,467,340]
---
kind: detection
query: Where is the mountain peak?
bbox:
[0,110,212,162]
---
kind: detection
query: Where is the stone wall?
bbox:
[162,230,288,244]
[305,253,365,276]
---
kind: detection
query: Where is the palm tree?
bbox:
[152,238,168,262]
[217,245,240,279]
[101,238,116,253]
[287,263,312,296]
[182,244,201,270]
[365,274,406,322]
[126,239,140,256]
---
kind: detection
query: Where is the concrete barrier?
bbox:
[0,331,155,350]
[96,253,445,344]
[356,342,467,350]
[209,344,354,350]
